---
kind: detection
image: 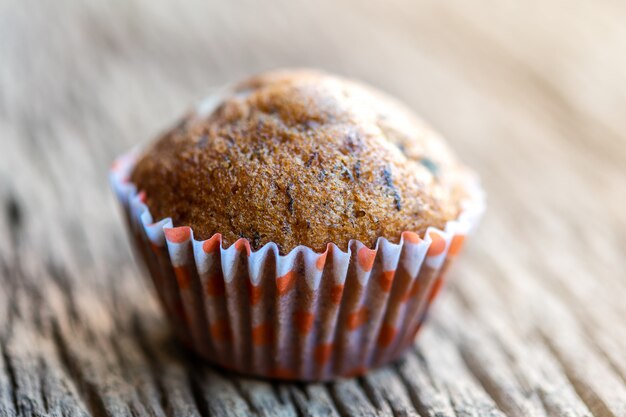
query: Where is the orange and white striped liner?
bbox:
[110,149,485,381]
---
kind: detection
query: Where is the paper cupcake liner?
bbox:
[110,149,485,381]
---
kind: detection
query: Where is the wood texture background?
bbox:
[1,0,626,416]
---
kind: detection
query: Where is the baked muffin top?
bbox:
[131,69,469,253]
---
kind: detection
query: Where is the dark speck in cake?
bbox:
[420,157,439,176]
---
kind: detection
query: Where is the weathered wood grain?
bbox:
[1,0,625,415]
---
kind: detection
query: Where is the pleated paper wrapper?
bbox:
[110,150,485,381]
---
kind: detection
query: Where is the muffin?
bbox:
[111,69,484,381]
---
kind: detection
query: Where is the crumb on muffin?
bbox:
[131,69,470,253]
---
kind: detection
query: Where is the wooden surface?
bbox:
[1,0,626,416]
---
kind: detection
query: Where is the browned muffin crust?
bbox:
[131,69,469,253]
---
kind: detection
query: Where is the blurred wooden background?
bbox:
[1,0,626,416]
